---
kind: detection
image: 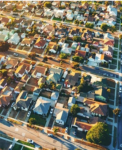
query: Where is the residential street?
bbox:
[0,119,98,150]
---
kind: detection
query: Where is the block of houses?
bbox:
[20,37,34,47]
[13,91,32,111]
[32,65,47,79]
[83,98,108,117]
[5,58,18,69]
[33,98,50,116]
[34,37,46,49]
[15,62,32,78]
[53,106,69,125]
[64,72,80,88]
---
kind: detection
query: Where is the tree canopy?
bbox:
[113,108,121,115]
[85,23,94,28]
[100,23,108,32]
[44,2,52,8]
[72,56,84,63]
[0,41,10,52]
[70,104,80,116]
[86,122,110,145]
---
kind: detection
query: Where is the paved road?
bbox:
[0,119,98,150]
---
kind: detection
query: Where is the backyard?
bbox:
[29,112,46,126]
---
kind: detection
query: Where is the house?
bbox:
[66,10,74,20]
[15,63,32,78]
[14,82,24,94]
[58,38,65,46]
[104,33,114,40]
[61,47,72,55]
[0,95,12,107]
[5,58,18,69]
[54,9,65,19]
[43,24,54,34]
[49,68,63,79]
[34,37,46,49]
[35,9,43,15]
[0,17,11,25]
[46,73,60,85]
[51,92,59,101]
[44,8,54,17]
[33,98,50,116]
[13,91,32,111]
[38,77,46,86]
[94,53,105,63]
[14,18,23,25]
[20,74,30,83]
[107,5,117,17]
[103,39,114,46]
[68,97,76,107]
[32,65,47,78]
[0,79,7,89]
[33,87,41,96]
[20,37,34,47]
[75,50,86,58]
[95,87,108,103]
[87,16,95,24]
[53,106,69,125]
[83,98,108,117]
[64,72,80,88]
[71,42,77,50]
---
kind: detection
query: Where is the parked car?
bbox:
[73,131,76,135]
[11,102,15,107]
[8,144,13,150]
[27,111,31,117]
[48,134,53,137]
[27,139,34,143]
[50,108,54,114]
[13,53,19,57]
[65,127,68,133]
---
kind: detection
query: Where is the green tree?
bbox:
[28,52,36,59]
[44,2,52,8]
[110,26,116,33]
[29,118,36,125]
[70,104,80,116]
[1,69,7,76]
[39,83,45,89]
[43,56,48,61]
[119,34,122,40]
[73,36,81,42]
[86,122,110,145]
[79,21,84,25]
[53,127,59,135]
[72,56,84,63]
[100,23,108,32]
[120,7,122,12]
[105,1,109,6]
[85,23,94,28]
[59,53,68,59]
[74,20,79,25]
[71,62,79,69]
[113,108,121,115]
[53,23,56,28]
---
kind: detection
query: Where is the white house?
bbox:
[8,33,20,45]
[68,97,76,107]
[44,8,53,17]
[61,47,72,55]
[54,9,64,19]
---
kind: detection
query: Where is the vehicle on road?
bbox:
[50,108,54,114]
[13,53,19,57]
[27,139,34,143]
[27,111,31,117]
[48,134,53,137]
[65,127,68,133]
[8,144,13,150]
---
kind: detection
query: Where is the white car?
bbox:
[11,102,15,107]
[27,139,33,143]
[13,53,19,57]
[27,111,31,117]
[48,134,53,137]
[65,127,68,133]
[8,144,13,150]
[50,108,54,114]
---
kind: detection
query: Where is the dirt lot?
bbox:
[16,110,28,121]
[31,47,44,54]
[58,96,69,108]
[0,139,12,150]
[9,109,18,118]
[40,90,52,98]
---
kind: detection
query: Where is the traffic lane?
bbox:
[0,121,94,150]
[82,66,118,78]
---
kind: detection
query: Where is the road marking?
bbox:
[22,133,25,137]
[15,128,18,132]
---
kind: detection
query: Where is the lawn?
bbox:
[112,59,117,65]
[0,139,12,150]
[114,43,118,48]
[40,90,52,99]
[29,112,46,126]
[113,51,117,57]
[65,19,73,23]
[53,17,62,21]
[18,140,35,148]
[108,107,113,118]
[23,147,33,150]
[12,144,22,150]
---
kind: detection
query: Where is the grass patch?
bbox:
[13,144,22,150]
[23,147,33,150]
[114,43,118,48]
[18,140,34,148]
[112,59,117,65]
[113,127,117,147]
[113,51,117,56]
[29,112,46,126]
[53,17,62,21]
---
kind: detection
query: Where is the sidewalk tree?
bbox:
[110,26,116,33]
[29,118,36,125]
[53,127,59,135]
[28,52,36,59]
[0,41,10,52]
[70,104,80,116]
[119,34,122,40]
[113,108,121,115]
[86,122,110,145]
[44,2,52,8]
[74,20,79,25]
[100,23,108,32]
[85,23,94,28]
[59,53,68,59]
